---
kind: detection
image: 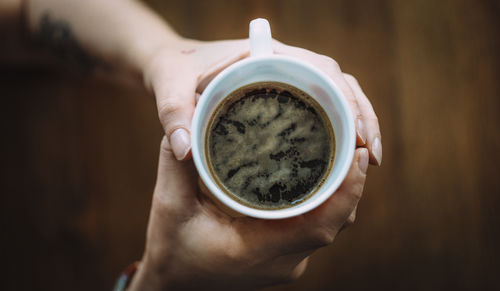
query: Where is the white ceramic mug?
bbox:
[191,18,355,219]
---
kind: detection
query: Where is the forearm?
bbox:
[25,0,182,75]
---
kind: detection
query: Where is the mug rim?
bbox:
[192,54,355,219]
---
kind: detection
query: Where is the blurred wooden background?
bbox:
[1,0,499,290]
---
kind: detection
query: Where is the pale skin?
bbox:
[128,138,369,290]
[2,0,382,289]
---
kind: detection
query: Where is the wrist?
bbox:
[127,259,162,291]
[127,252,179,291]
[125,32,184,77]
[139,36,201,94]
[113,261,140,291]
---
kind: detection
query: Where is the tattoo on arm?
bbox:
[34,13,97,71]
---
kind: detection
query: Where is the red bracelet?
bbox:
[113,261,140,291]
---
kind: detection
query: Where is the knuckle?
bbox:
[279,272,299,284]
[288,270,304,282]
[322,55,340,69]
[350,183,365,201]
[367,115,380,125]
[152,192,168,209]
[309,226,336,247]
[223,244,253,266]
[274,267,303,285]
[157,102,186,134]
[314,55,341,78]
[158,102,183,120]
[151,192,178,216]
[366,114,379,121]
[354,113,364,121]
[288,263,307,282]
[347,95,360,108]
[346,212,357,225]
[159,135,171,152]
[224,247,242,263]
[343,73,358,84]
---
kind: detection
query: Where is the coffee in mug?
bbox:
[206,81,335,209]
[191,18,355,219]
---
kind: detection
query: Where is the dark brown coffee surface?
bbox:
[207,82,334,209]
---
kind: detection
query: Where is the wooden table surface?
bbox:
[1,0,499,290]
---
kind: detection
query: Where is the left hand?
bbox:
[142,38,382,165]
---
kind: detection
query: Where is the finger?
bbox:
[241,148,369,256]
[230,214,312,259]
[154,76,197,161]
[154,135,199,210]
[304,147,368,239]
[347,204,358,225]
[291,256,309,280]
[195,39,250,93]
[344,73,382,165]
[274,43,367,145]
[338,205,358,233]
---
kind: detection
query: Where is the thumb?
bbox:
[154,136,198,208]
[155,76,197,161]
[306,147,369,231]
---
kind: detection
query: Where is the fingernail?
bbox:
[358,148,369,173]
[372,137,382,166]
[170,128,191,161]
[357,119,366,145]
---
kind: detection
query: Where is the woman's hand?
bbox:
[128,137,370,291]
[131,36,382,290]
[142,39,249,161]
[142,39,382,165]
[18,0,381,163]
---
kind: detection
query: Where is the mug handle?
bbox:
[249,18,273,57]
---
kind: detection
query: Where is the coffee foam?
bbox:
[207,82,334,209]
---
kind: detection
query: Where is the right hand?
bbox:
[128,137,370,290]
